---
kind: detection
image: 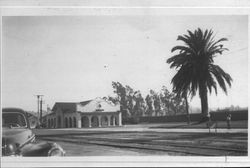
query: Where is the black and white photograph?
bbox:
[1,0,249,167]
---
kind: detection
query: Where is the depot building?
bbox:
[45,97,122,128]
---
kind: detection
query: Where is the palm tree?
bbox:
[167,28,233,120]
[184,92,190,124]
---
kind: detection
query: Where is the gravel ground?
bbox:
[35,123,247,156]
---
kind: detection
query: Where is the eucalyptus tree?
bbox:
[133,91,146,117]
[160,86,173,115]
[111,82,130,118]
[111,81,146,118]
[145,94,155,116]
[167,28,232,120]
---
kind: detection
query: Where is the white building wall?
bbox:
[76,98,120,113]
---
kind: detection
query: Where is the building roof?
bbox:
[52,102,77,112]
[50,97,120,115]
[79,100,92,106]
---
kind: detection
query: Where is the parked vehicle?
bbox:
[2,108,65,156]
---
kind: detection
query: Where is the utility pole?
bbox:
[40,96,45,124]
[35,95,43,127]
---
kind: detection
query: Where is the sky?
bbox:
[2,15,248,112]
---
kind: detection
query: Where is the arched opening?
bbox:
[101,116,108,127]
[73,117,77,128]
[57,116,61,128]
[69,117,72,128]
[54,118,56,128]
[51,119,53,128]
[115,116,118,126]
[81,116,89,128]
[49,118,53,128]
[65,117,68,128]
[110,115,115,126]
[91,116,99,127]
[48,119,50,128]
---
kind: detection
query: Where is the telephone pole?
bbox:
[35,95,43,126]
[40,96,45,124]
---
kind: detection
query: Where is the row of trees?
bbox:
[104,82,188,120]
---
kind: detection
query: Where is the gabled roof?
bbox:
[51,98,119,114]
[52,102,77,112]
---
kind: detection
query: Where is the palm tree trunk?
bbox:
[199,82,209,121]
[185,95,190,125]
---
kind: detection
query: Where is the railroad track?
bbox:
[39,135,247,156]
[64,134,247,152]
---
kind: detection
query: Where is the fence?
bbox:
[123,109,248,124]
[210,110,248,121]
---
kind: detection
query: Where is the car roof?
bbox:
[2,107,26,113]
[2,107,30,128]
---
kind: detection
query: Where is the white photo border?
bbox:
[1,0,249,167]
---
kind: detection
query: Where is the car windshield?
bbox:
[2,112,27,128]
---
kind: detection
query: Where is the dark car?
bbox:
[2,108,65,156]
